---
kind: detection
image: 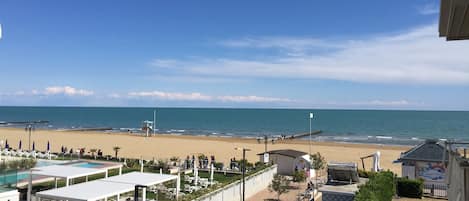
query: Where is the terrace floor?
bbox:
[247,181,308,201]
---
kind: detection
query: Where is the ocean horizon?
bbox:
[1,106,468,146]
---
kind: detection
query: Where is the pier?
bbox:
[57,127,113,132]
[285,130,322,139]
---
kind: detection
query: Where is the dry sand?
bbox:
[0,128,409,175]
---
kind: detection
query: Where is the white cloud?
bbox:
[128,91,212,101]
[352,100,412,106]
[418,2,439,15]
[151,24,469,85]
[37,86,94,96]
[217,95,291,103]
[220,37,342,52]
[127,90,291,103]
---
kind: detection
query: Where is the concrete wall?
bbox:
[0,189,19,201]
[194,165,277,201]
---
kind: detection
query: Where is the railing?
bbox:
[423,182,447,198]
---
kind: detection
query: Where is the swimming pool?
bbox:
[71,162,103,168]
[0,172,29,186]
[36,160,63,167]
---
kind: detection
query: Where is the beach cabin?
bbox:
[395,139,448,196]
[257,149,314,177]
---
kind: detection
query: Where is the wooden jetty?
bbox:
[285,130,322,139]
[57,127,113,132]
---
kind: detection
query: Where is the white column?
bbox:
[66,178,69,186]
[85,175,88,182]
[105,170,109,178]
[117,193,120,201]
[104,197,107,201]
[119,167,122,175]
[54,177,58,188]
[176,174,180,201]
[27,170,32,201]
[142,188,146,201]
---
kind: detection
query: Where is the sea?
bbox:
[0,106,468,146]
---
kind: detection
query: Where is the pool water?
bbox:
[36,160,62,167]
[0,172,29,186]
[72,162,102,168]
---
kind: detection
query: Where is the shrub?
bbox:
[214,162,224,170]
[355,171,395,201]
[269,174,290,201]
[293,170,307,182]
[358,169,376,178]
[397,178,423,198]
[310,152,326,171]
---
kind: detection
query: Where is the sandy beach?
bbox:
[0,128,409,175]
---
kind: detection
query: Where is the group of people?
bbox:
[229,157,239,169]
[184,155,216,169]
[60,146,103,157]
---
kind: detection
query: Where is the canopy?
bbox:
[36,172,180,201]
[32,165,107,184]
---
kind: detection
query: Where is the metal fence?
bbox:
[423,182,447,198]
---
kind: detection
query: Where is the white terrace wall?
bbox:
[194,165,277,201]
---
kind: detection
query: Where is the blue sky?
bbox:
[0,0,468,110]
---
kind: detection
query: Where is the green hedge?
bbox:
[355,171,395,201]
[357,169,376,178]
[397,178,424,198]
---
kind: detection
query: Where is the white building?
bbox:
[395,140,448,197]
[258,149,314,177]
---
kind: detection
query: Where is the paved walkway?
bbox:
[247,181,308,201]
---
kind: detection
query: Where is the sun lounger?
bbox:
[184,184,193,193]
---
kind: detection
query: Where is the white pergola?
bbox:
[36,172,180,201]
[32,165,110,187]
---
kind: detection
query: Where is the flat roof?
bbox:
[439,0,469,40]
[101,172,177,186]
[257,149,308,158]
[36,180,133,201]
[36,172,178,201]
[32,165,107,179]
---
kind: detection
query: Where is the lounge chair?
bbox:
[184,184,193,193]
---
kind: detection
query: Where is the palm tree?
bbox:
[90,148,97,159]
[113,146,121,159]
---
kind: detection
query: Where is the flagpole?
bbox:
[309,113,313,157]
[153,109,156,135]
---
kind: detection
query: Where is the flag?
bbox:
[309,112,314,119]
[0,24,2,40]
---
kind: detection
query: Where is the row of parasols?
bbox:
[2,140,51,151]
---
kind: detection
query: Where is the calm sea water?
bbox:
[0,106,468,145]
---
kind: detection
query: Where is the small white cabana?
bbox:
[36,172,180,201]
[32,165,109,187]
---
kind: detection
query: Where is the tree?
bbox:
[310,152,326,187]
[293,170,307,182]
[90,148,97,159]
[269,174,290,201]
[113,146,121,159]
[310,152,326,171]
[354,171,395,201]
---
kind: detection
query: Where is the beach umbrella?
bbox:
[32,141,35,151]
[372,151,381,172]
[47,141,50,152]
[19,140,22,150]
